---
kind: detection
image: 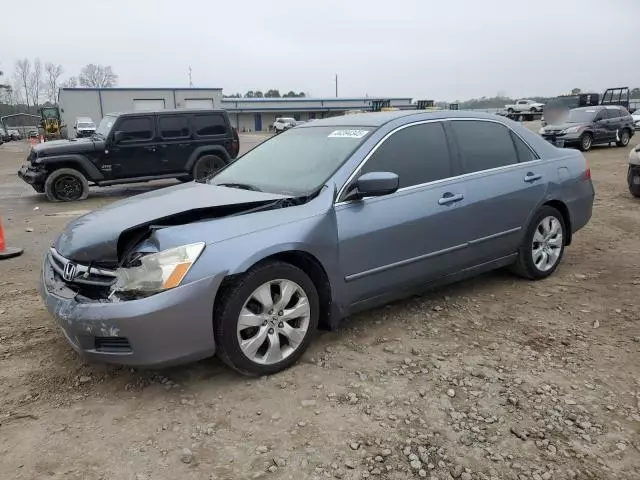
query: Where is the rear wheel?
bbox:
[616,128,630,147]
[507,108,514,114]
[44,168,89,202]
[510,206,566,280]
[628,167,640,198]
[214,261,319,376]
[192,154,225,182]
[579,133,593,151]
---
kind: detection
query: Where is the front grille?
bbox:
[48,248,117,287]
[94,337,132,353]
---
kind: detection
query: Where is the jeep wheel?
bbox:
[44,168,89,202]
[193,154,225,182]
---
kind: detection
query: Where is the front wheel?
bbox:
[616,129,630,147]
[214,261,319,376]
[529,107,538,113]
[507,108,514,114]
[579,133,593,151]
[510,206,566,280]
[44,168,89,202]
[629,167,640,197]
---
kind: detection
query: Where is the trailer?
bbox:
[496,110,544,121]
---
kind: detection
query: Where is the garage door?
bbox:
[133,99,166,111]
[185,98,214,109]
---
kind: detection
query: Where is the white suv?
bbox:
[273,117,296,133]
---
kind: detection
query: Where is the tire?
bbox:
[192,154,225,182]
[529,107,538,113]
[616,128,630,147]
[507,108,514,114]
[629,167,640,198]
[579,133,593,152]
[44,168,89,202]
[510,206,566,280]
[214,261,320,376]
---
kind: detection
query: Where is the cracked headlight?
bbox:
[112,242,205,294]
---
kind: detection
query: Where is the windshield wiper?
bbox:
[216,182,262,192]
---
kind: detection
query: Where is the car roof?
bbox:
[106,109,226,117]
[571,106,605,112]
[296,110,513,128]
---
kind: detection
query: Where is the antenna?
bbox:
[335,74,338,98]
[188,66,193,88]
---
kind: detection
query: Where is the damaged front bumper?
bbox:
[40,254,223,367]
[18,164,47,189]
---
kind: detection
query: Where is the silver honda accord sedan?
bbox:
[40,110,594,375]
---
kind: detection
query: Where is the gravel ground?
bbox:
[0,129,639,480]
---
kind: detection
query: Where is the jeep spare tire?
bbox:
[193,154,226,182]
[44,168,89,202]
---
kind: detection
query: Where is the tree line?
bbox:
[0,59,117,110]
[224,89,306,98]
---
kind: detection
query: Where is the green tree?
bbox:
[265,89,281,98]
[631,87,640,98]
[253,91,264,98]
[571,88,581,95]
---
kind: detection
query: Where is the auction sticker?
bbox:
[328,129,369,138]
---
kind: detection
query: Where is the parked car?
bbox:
[632,109,640,130]
[505,99,545,113]
[539,105,635,151]
[273,117,297,133]
[73,117,97,138]
[0,126,8,143]
[18,109,240,202]
[39,111,594,375]
[629,143,640,197]
[7,128,22,140]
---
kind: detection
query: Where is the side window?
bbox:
[192,114,227,136]
[594,110,607,121]
[451,121,517,173]
[360,122,452,189]
[604,108,619,119]
[159,115,190,138]
[117,117,153,141]
[510,132,538,163]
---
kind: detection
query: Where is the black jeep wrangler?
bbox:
[18,109,239,202]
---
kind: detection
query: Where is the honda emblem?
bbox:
[62,262,77,281]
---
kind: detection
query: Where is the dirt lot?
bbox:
[0,130,639,480]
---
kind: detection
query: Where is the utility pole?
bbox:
[188,66,193,88]
[335,74,338,98]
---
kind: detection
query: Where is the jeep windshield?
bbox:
[211,126,373,195]
[96,115,117,137]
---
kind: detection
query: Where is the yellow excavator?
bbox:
[39,106,67,141]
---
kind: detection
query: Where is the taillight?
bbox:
[583,167,591,181]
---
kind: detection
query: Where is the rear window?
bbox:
[159,115,190,138]
[192,114,227,136]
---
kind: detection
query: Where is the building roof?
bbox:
[221,97,412,103]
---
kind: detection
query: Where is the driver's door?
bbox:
[108,115,161,178]
[335,121,469,306]
[592,110,610,142]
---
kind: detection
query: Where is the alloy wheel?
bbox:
[53,175,83,201]
[582,135,592,151]
[531,216,563,272]
[236,279,311,365]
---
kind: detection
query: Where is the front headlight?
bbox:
[561,126,582,134]
[112,242,205,295]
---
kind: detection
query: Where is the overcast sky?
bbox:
[2,0,638,101]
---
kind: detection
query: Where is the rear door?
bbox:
[335,121,470,305]
[591,109,610,143]
[191,113,233,158]
[447,119,547,264]
[156,114,192,173]
[109,115,161,178]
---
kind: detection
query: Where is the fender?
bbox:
[37,154,104,181]
[185,146,231,172]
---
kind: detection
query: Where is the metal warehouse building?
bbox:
[58,87,413,137]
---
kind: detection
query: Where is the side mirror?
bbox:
[113,131,124,143]
[73,125,77,130]
[347,171,399,200]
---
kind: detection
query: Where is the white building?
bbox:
[57,87,413,136]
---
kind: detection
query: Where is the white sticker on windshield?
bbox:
[328,129,369,138]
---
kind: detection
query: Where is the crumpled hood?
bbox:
[54,182,289,264]
[542,122,588,132]
[34,137,101,156]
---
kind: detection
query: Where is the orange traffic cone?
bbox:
[0,216,23,260]
[39,134,44,143]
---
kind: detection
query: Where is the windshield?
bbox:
[211,126,373,195]
[566,109,598,123]
[78,122,95,128]
[96,115,116,137]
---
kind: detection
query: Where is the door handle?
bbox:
[438,192,464,205]
[144,146,156,152]
[524,172,542,183]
